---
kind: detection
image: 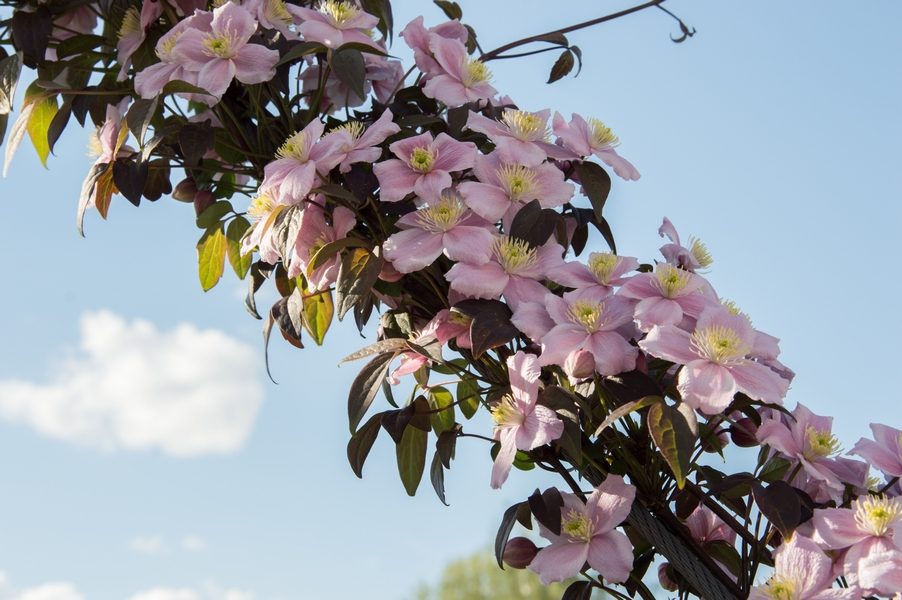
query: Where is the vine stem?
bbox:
[479,0,667,62]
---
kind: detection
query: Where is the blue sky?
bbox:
[0,1,899,598]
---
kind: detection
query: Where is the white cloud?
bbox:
[128,589,199,600]
[181,536,206,552]
[128,536,166,555]
[0,311,264,456]
[12,583,84,600]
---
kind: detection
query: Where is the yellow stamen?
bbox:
[588,118,619,149]
[690,324,750,364]
[156,32,182,60]
[118,7,141,40]
[803,426,842,461]
[408,146,435,173]
[491,394,524,426]
[493,237,538,273]
[568,300,604,333]
[496,164,537,202]
[500,110,549,142]
[854,495,902,537]
[763,576,796,600]
[203,34,235,58]
[276,131,313,161]
[247,192,276,221]
[335,120,366,140]
[689,236,713,269]
[414,193,466,232]
[462,58,492,87]
[561,509,592,542]
[587,252,621,285]
[264,0,292,24]
[654,264,692,298]
[318,0,360,25]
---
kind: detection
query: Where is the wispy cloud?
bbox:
[0,311,264,456]
[11,583,84,600]
[181,536,207,552]
[128,536,166,555]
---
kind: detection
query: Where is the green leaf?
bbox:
[300,284,334,346]
[495,502,527,568]
[347,412,382,478]
[347,351,395,432]
[547,49,575,84]
[396,424,427,496]
[330,47,367,101]
[575,160,612,220]
[594,395,660,436]
[197,224,227,291]
[453,299,519,359]
[427,386,455,435]
[161,80,210,96]
[335,247,383,320]
[0,52,23,115]
[225,217,252,279]
[126,97,158,144]
[55,34,106,59]
[277,41,325,66]
[196,200,232,229]
[306,236,370,276]
[26,94,57,167]
[456,377,480,419]
[647,402,696,488]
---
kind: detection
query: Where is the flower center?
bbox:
[462,58,492,87]
[854,495,902,536]
[763,576,796,600]
[319,0,360,25]
[562,509,592,542]
[493,237,538,274]
[496,164,537,202]
[414,193,466,232]
[587,252,621,285]
[247,192,276,221]
[689,236,713,269]
[408,146,436,173]
[336,120,366,140]
[588,118,619,149]
[568,300,604,333]
[500,110,549,142]
[654,264,692,298]
[203,34,236,58]
[690,324,750,364]
[803,426,842,461]
[156,32,182,61]
[491,394,524,427]
[276,131,313,162]
[118,7,141,40]
[265,0,292,24]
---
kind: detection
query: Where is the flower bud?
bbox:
[172,178,197,202]
[729,418,760,447]
[194,190,215,217]
[658,563,678,592]
[564,349,595,381]
[502,537,538,569]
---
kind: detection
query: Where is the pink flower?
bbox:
[538,290,638,379]
[550,251,639,296]
[511,298,556,344]
[240,191,285,265]
[490,352,563,489]
[388,310,470,385]
[467,109,572,167]
[261,120,346,202]
[421,36,496,107]
[639,307,789,415]
[115,1,164,81]
[749,535,859,600]
[757,403,847,490]
[320,109,399,174]
[367,54,406,104]
[529,475,636,584]
[851,424,902,479]
[685,506,737,545]
[399,16,468,78]
[658,217,713,272]
[134,11,215,100]
[286,200,356,288]
[290,1,381,49]
[444,239,565,310]
[382,191,495,273]
[373,132,476,202]
[858,547,902,597]
[177,2,279,99]
[552,112,640,180]
[618,263,718,332]
[244,0,297,37]
[457,152,574,226]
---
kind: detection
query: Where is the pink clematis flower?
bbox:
[320,109,400,173]
[529,476,636,584]
[445,238,565,310]
[639,307,789,415]
[134,11,215,100]
[685,505,737,546]
[373,132,477,202]
[550,251,639,296]
[421,36,496,107]
[757,403,847,490]
[749,535,859,600]
[467,109,572,167]
[244,0,297,37]
[552,112,640,181]
[115,1,164,81]
[858,547,902,597]
[399,16,468,78]
[851,424,902,479]
[286,200,356,288]
[240,191,286,265]
[388,310,470,385]
[537,289,638,379]
[618,263,718,332]
[658,217,714,273]
[457,152,574,225]
[177,2,279,99]
[261,120,346,202]
[382,191,495,273]
[489,352,564,489]
[290,0,381,49]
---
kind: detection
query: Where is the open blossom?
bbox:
[467,109,570,167]
[851,423,902,479]
[383,191,495,273]
[134,11,214,99]
[858,547,902,596]
[658,217,713,272]
[388,310,470,384]
[177,2,279,99]
[490,352,563,489]
[421,36,496,107]
[749,534,859,600]
[529,476,636,584]
[261,120,345,201]
[320,110,400,173]
[550,251,639,296]
[245,0,296,37]
[457,152,574,225]
[286,200,356,287]
[757,403,846,490]
[116,2,163,81]
[552,112,640,181]
[445,238,565,310]
[240,191,284,264]
[639,307,789,415]
[400,16,468,78]
[618,263,718,332]
[374,132,476,202]
[291,0,381,49]
[536,290,638,379]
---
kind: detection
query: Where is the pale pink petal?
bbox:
[634,297,683,332]
[810,508,870,549]
[507,351,540,403]
[457,181,511,223]
[382,229,443,273]
[373,159,419,202]
[232,44,279,84]
[442,226,495,265]
[518,405,564,449]
[595,148,640,181]
[422,75,470,106]
[432,133,477,172]
[511,301,554,343]
[638,325,698,364]
[587,530,634,584]
[388,132,433,163]
[588,331,637,376]
[298,20,344,47]
[529,541,589,585]
[757,419,802,457]
[730,361,789,405]
[445,262,508,299]
[539,325,589,367]
[413,170,452,201]
[587,474,635,534]
[428,35,466,81]
[212,2,257,44]
[678,360,737,415]
[490,426,518,489]
[197,58,235,98]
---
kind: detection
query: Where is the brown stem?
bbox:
[479,0,666,62]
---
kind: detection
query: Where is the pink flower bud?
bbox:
[503,537,538,569]
[564,349,596,381]
[658,563,678,592]
[194,190,215,217]
[172,178,197,202]
[729,418,759,447]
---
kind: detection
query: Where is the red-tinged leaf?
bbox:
[547,49,574,83]
[396,424,427,496]
[575,160,611,220]
[430,451,447,505]
[347,412,382,478]
[648,402,696,488]
[347,352,395,432]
